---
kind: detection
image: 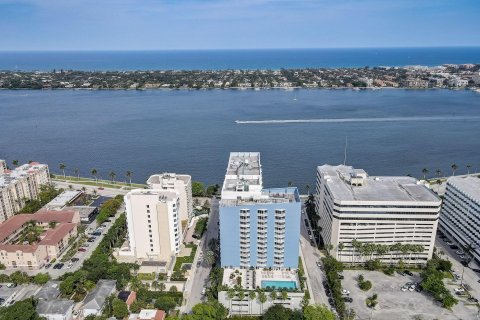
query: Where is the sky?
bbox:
[1,0,480,51]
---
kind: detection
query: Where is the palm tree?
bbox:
[258,291,267,314]
[93,189,97,196]
[451,163,458,176]
[436,179,442,193]
[338,242,345,262]
[159,282,166,292]
[74,168,80,180]
[109,171,116,183]
[126,170,133,186]
[81,186,86,193]
[326,244,334,256]
[280,290,288,302]
[152,280,159,291]
[12,159,19,167]
[269,290,277,302]
[467,164,472,175]
[91,168,98,185]
[248,291,256,314]
[422,168,429,179]
[435,169,442,178]
[237,288,245,315]
[59,163,66,178]
[227,288,236,314]
[305,184,311,195]
[204,249,216,266]
[287,181,293,187]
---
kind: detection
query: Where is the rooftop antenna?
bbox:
[343,136,348,165]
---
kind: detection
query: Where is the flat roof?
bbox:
[448,176,480,201]
[127,189,178,201]
[45,190,82,209]
[0,161,48,188]
[222,152,263,193]
[146,173,191,187]
[220,187,300,206]
[318,165,440,203]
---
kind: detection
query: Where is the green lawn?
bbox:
[52,174,146,190]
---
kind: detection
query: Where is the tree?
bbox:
[451,163,458,176]
[154,296,177,313]
[0,297,44,320]
[129,300,144,313]
[258,290,267,314]
[12,159,19,167]
[159,282,166,292]
[182,300,228,320]
[109,171,116,183]
[169,285,178,293]
[338,242,344,261]
[59,163,66,178]
[192,181,205,197]
[269,290,277,301]
[91,168,98,184]
[74,168,80,180]
[126,170,133,186]
[422,168,429,179]
[435,169,442,178]
[305,184,311,195]
[33,273,51,285]
[303,304,336,320]
[287,181,293,187]
[248,291,256,314]
[112,298,128,319]
[280,290,288,301]
[466,164,472,175]
[263,304,292,320]
[227,288,236,312]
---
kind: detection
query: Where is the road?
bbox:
[300,209,329,306]
[182,197,219,313]
[436,236,480,299]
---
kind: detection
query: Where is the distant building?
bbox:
[70,206,98,224]
[472,72,480,85]
[219,152,301,269]
[405,78,429,88]
[123,189,182,264]
[0,210,79,269]
[35,281,75,320]
[439,176,480,263]
[315,165,441,265]
[82,280,117,317]
[44,190,83,210]
[0,160,50,223]
[147,173,193,222]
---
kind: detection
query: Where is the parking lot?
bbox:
[342,270,478,320]
[0,284,41,307]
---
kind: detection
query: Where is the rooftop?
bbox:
[44,190,83,209]
[127,189,178,202]
[35,281,61,300]
[83,280,117,311]
[448,176,480,201]
[146,173,191,188]
[36,299,74,316]
[220,187,300,206]
[318,165,441,203]
[0,161,48,188]
[221,152,263,196]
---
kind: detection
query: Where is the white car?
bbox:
[342,289,350,295]
[456,250,465,255]
[446,241,454,246]
[5,283,16,288]
[408,285,416,292]
[401,286,408,292]
[201,288,206,295]
[66,262,73,269]
[454,288,465,294]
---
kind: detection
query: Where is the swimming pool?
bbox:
[261,280,297,290]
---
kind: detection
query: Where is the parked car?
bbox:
[316,261,322,267]
[468,297,479,303]
[401,286,408,292]
[78,248,87,252]
[201,288,206,295]
[71,257,79,262]
[307,230,312,235]
[415,286,423,292]
[456,250,465,255]
[92,232,102,236]
[45,263,52,269]
[87,237,96,242]
[409,285,416,292]
[454,288,465,294]
[53,263,64,269]
[82,243,90,248]
[0,298,5,305]
[341,289,350,295]
[404,270,414,276]
[337,274,344,280]
[459,255,466,260]
[5,283,16,288]
[8,300,15,305]
[66,262,73,269]
[343,297,353,303]
[397,271,406,276]
[450,245,459,250]
[446,241,454,245]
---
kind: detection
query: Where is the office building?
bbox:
[124,189,182,263]
[315,165,441,264]
[147,173,193,223]
[439,176,480,263]
[0,160,50,222]
[219,152,301,269]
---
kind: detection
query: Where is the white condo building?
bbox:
[439,176,480,263]
[0,160,50,223]
[146,173,193,223]
[124,189,182,263]
[315,165,441,264]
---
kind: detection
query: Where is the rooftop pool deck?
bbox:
[261,280,297,290]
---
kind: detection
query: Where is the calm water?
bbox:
[1,89,480,188]
[0,48,480,71]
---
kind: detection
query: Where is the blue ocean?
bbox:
[0,47,479,71]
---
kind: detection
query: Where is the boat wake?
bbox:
[235,116,480,124]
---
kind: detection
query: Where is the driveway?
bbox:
[182,197,219,313]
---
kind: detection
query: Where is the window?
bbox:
[148,225,151,228]
[149,234,152,238]
[148,220,151,223]
[147,210,150,213]
[146,205,150,208]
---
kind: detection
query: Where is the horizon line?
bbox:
[1,46,480,53]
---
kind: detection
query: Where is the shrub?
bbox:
[383,265,395,276]
[365,259,382,271]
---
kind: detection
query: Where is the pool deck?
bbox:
[222,267,299,290]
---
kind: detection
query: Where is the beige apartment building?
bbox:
[0,160,50,222]
[315,165,442,265]
[0,210,79,269]
[146,173,193,223]
[123,189,182,264]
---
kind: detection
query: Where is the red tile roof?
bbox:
[0,244,38,253]
[39,223,76,245]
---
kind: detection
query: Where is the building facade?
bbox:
[0,160,50,223]
[147,173,193,223]
[219,152,301,269]
[439,176,480,263]
[124,189,182,263]
[315,165,441,265]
